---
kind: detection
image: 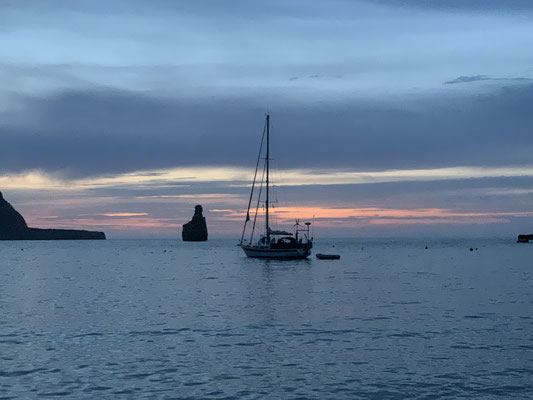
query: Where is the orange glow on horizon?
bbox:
[210,206,533,226]
[101,212,149,217]
[21,206,533,234]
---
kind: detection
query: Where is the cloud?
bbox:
[443,75,491,84]
[4,164,533,192]
[2,0,532,94]
[5,0,533,22]
[101,212,148,217]
[7,169,533,238]
[443,75,531,85]
[225,205,533,221]
[1,82,533,178]
[373,0,533,13]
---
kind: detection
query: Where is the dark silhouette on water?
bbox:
[182,205,208,241]
[0,191,105,240]
[517,234,533,243]
[316,254,340,260]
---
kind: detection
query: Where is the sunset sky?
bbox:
[1,0,533,238]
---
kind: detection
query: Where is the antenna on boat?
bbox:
[293,219,300,241]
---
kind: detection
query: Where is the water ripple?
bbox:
[0,368,46,377]
[0,238,531,399]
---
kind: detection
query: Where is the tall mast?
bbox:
[265,114,270,241]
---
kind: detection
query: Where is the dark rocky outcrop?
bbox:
[517,234,533,243]
[23,228,105,240]
[0,191,28,237]
[182,205,208,241]
[0,191,105,240]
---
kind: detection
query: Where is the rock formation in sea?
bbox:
[0,191,106,240]
[182,205,208,241]
[517,234,533,243]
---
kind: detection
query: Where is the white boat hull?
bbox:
[241,245,311,259]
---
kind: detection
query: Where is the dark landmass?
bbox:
[182,205,208,241]
[517,234,533,243]
[0,191,105,240]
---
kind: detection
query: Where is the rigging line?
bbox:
[240,119,267,243]
[250,160,267,244]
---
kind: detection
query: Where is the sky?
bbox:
[1,0,533,238]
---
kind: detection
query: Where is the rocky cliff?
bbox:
[182,205,208,241]
[0,191,28,238]
[0,191,106,240]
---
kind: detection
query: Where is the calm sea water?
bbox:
[0,238,532,399]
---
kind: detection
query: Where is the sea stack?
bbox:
[182,205,208,241]
[0,191,106,240]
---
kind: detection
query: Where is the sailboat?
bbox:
[239,114,313,259]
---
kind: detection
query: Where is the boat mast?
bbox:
[265,114,270,241]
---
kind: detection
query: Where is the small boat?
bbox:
[517,234,533,243]
[316,254,340,260]
[239,114,313,259]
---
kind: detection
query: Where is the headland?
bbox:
[0,191,105,240]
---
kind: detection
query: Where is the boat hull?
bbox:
[241,245,311,259]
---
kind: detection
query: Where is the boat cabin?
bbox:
[270,236,297,249]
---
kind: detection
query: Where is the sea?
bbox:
[0,238,532,399]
